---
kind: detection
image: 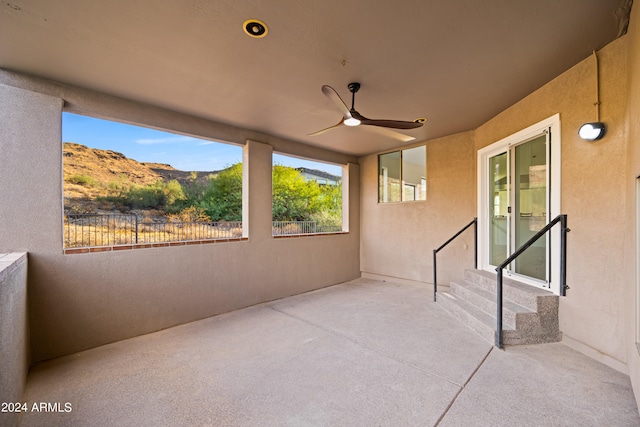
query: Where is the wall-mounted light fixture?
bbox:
[579,50,606,141]
[578,122,606,141]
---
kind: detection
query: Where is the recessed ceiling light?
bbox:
[243,19,268,38]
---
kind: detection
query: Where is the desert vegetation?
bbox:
[63,143,342,247]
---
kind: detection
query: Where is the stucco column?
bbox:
[0,84,63,254]
[345,162,360,234]
[243,140,273,241]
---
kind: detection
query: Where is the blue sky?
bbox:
[62,113,342,175]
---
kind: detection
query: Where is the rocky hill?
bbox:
[63,142,217,212]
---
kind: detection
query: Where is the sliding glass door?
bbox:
[481,129,553,288]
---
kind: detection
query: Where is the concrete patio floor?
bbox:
[15,278,640,426]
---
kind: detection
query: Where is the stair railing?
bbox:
[433,218,477,302]
[495,214,569,349]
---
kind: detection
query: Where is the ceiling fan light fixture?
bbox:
[344,117,361,126]
[309,84,422,137]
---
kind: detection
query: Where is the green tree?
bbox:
[310,183,342,229]
[164,179,186,205]
[200,163,243,221]
[177,162,341,226]
[182,171,206,203]
[272,165,323,221]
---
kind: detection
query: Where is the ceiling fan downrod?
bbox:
[347,82,360,111]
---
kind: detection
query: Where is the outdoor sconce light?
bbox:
[578,122,606,141]
[579,51,606,141]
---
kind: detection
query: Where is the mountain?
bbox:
[63,142,218,210]
[64,142,164,186]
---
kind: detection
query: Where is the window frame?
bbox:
[61,111,246,253]
[271,152,348,237]
[378,145,427,204]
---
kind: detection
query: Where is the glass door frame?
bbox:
[477,114,562,294]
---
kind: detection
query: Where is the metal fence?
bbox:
[64,214,343,248]
[64,214,242,248]
[272,221,317,235]
[272,221,342,236]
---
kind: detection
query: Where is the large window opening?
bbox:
[62,112,243,250]
[378,145,426,203]
[272,153,345,236]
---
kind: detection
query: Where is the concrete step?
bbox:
[436,291,504,344]
[438,269,562,346]
[449,280,535,330]
[464,269,558,315]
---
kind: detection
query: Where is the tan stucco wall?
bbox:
[625,1,640,410]
[475,37,629,365]
[360,133,476,285]
[0,75,361,362]
[360,30,632,370]
[0,254,28,427]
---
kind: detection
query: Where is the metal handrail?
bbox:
[433,218,477,302]
[495,214,569,349]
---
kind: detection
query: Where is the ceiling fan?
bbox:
[309,82,424,138]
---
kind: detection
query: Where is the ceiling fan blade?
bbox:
[309,118,414,142]
[362,125,416,142]
[363,119,423,129]
[308,119,344,136]
[322,85,352,119]
[351,110,423,130]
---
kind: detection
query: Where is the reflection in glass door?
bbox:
[513,135,547,281]
[487,134,549,283]
[489,152,508,266]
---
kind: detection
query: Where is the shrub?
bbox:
[66,174,97,186]
[97,179,186,211]
[167,206,211,223]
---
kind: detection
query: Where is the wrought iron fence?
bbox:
[65,214,343,248]
[271,221,342,236]
[64,214,242,248]
[272,221,317,235]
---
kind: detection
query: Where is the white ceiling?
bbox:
[0,0,627,156]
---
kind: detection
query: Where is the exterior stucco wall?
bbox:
[0,75,360,362]
[475,37,629,367]
[625,1,640,410]
[0,253,28,427]
[360,133,476,285]
[360,31,632,372]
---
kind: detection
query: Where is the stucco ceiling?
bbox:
[0,0,628,156]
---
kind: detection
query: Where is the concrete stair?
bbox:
[437,269,561,345]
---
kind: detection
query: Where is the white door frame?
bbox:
[477,114,562,294]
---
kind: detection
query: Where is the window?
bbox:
[272,153,345,236]
[379,145,426,203]
[62,112,243,250]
